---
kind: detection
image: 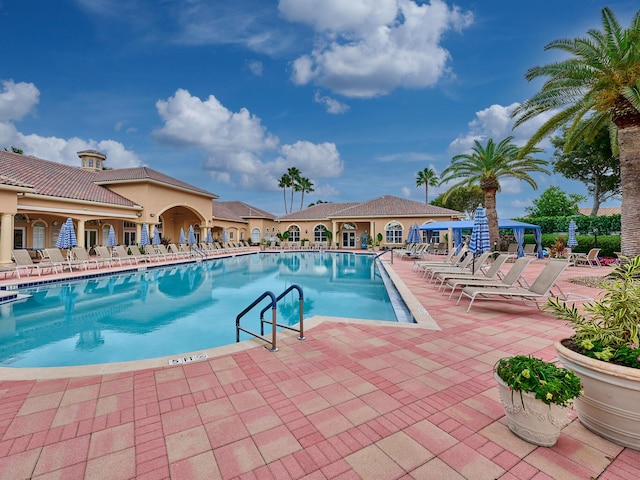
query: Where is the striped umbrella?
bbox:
[222,228,227,244]
[468,207,490,254]
[106,225,117,247]
[188,225,196,245]
[152,226,161,245]
[179,227,186,244]
[56,218,78,249]
[140,223,150,246]
[205,229,213,243]
[567,220,578,248]
[406,223,422,244]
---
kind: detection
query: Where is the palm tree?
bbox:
[439,137,549,245]
[512,7,640,256]
[415,167,439,203]
[287,167,301,213]
[297,177,315,210]
[278,174,291,214]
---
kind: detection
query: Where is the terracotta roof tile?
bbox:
[0,174,33,189]
[333,195,463,217]
[0,151,136,206]
[278,202,360,220]
[94,167,215,197]
[578,206,620,216]
[214,201,276,221]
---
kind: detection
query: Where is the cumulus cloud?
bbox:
[0,79,141,169]
[280,0,473,98]
[246,59,264,76]
[313,92,349,114]
[448,103,557,154]
[153,89,343,190]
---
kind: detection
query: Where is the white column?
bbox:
[76,219,85,248]
[0,213,13,265]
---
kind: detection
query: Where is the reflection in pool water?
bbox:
[0,252,397,368]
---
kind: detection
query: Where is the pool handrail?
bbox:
[259,284,306,341]
[236,290,279,352]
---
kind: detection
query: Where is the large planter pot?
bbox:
[555,340,640,450]
[494,372,570,446]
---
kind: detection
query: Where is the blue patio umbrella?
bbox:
[205,229,213,243]
[468,207,490,273]
[179,227,186,244]
[406,223,422,244]
[140,223,150,246]
[221,228,227,244]
[188,225,196,245]
[106,225,117,247]
[56,218,78,249]
[567,220,578,248]
[152,226,161,245]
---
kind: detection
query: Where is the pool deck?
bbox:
[0,252,639,479]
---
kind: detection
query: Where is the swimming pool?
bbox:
[0,252,401,368]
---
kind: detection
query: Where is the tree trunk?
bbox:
[618,125,640,256]
[483,189,499,247]
[425,185,428,204]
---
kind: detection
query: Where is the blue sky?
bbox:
[0,1,635,217]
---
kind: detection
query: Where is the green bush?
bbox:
[514,214,621,235]
[524,234,620,257]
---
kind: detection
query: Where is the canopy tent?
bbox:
[419,218,543,258]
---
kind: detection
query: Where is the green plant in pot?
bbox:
[546,255,640,449]
[494,355,581,446]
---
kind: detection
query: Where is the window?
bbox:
[288,226,300,242]
[385,222,403,244]
[13,228,25,249]
[251,228,261,243]
[229,231,234,240]
[314,225,327,243]
[89,159,94,168]
[124,221,136,228]
[33,222,45,249]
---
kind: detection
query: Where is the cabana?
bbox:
[419,219,543,258]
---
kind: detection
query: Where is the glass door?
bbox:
[342,231,356,248]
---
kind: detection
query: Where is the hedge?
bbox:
[513,214,621,235]
[523,233,620,258]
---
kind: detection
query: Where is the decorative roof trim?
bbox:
[95,178,218,199]
[18,193,143,210]
[18,204,142,219]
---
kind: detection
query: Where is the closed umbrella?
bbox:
[222,228,227,244]
[56,218,78,249]
[567,220,578,248]
[406,223,422,244]
[152,226,161,245]
[188,225,196,245]
[106,225,117,247]
[179,227,186,244]
[205,229,213,243]
[468,207,490,273]
[55,222,68,249]
[140,223,150,246]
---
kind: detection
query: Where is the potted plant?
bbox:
[494,355,582,446]
[546,255,640,449]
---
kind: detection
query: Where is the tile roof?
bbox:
[578,206,621,216]
[0,151,136,206]
[0,173,33,189]
[214,201,276,221]
[278,202,361,220]
[94,167,216,197]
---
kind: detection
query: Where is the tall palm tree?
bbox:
[297,177,315,210]
[278,173,291,214]
[439,137,549,246]
[512,7,640,256]
[287,167,301,213]
[415,167,439,203]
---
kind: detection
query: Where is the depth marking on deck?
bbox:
[168,353,209,365]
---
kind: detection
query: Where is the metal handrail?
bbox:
[236,291,279,351]
[374,248,394,263]
[259,284,306,341]
[190,246,206,258]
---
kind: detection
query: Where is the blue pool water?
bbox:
[0,252,399,368]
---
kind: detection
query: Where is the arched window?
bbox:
[385,222,404,244]
[251,228,261,243]
[314,225,328,243]
[288,225,300,242]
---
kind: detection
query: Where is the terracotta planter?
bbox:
[556,340,640,450]
[494,372,570,446]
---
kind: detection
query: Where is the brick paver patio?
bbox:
[1,254,639,479]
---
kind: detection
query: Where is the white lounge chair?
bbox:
[11,249,59,278]
[43,248,85,271]
[459,259,570,312]
[570,248,601,268]
[435,253,509,290]
[447,256,534,299]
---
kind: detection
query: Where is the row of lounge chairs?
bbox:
[410,250,571,312]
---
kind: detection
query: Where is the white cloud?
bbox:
[401,186,411,197]
[0,80,141,169]
[375,152,434,163]
[449,102,558,154]
[0,80,40,122]
[281,0,473,98]
[313,92,349,114]
[246,59,264,76]
[153,89,343,190]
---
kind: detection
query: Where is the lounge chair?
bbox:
[459,259,570,312]
[155,244,177,260]
[446,256,533,299]
[142,244,163,261]
[43,248,85,271]
[113,245,146,264]
[424,251,492,282]
[168,243,190,259]
[570,248,601,268]
[11,249,59,278]
[523,244,537,257]
[94,246,116,266]
[413,249,461,273]
[434,253,509,290]
[71,247,111,269]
